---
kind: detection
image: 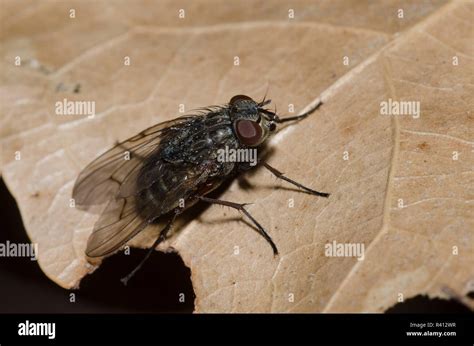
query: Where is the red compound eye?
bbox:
[235,119,263,146]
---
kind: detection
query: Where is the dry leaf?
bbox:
[1,0,472,312]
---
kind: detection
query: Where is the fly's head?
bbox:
[229,94,279,147]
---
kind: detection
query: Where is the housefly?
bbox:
[72,95,330,284]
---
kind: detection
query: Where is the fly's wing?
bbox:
[85,164,213,257]
[85,194,151,257]
[72,116,195,207]
[73,113,226,257]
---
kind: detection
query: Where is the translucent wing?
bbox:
[72,116,195,207]
[85,160,214,257]
[73,113,222,257]
[85,194,152,257]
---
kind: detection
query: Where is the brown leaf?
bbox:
[1,0,472,312]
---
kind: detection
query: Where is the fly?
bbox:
[72,94,330,284]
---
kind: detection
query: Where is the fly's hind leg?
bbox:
[197,195,278,256]
[120,208,181,285]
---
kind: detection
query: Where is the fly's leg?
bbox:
[274,100,323,123]
[262,162,330,198]
[197,195,278,256]
[120,208,180,285]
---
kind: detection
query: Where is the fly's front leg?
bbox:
[275,100,322,122]
[262,162,330,198]
[197,195,278,256]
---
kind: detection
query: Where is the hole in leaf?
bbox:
[385,295,472,313]
[79,250,195,312]
[0,178,194,313]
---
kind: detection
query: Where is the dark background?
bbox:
[0,178,194,313]
[0,178,471,313]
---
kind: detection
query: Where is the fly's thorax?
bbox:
[159,111,230,164]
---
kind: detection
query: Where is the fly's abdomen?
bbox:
[135,161,193,216]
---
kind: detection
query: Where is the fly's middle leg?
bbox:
[261,162,330,198]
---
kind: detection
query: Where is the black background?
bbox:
[2,313,474,345]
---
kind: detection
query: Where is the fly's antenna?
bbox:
[258,85,272,108]
[261,84,269,105]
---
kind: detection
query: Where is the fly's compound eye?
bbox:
[235,119,263,146]
[230,95,253,106]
